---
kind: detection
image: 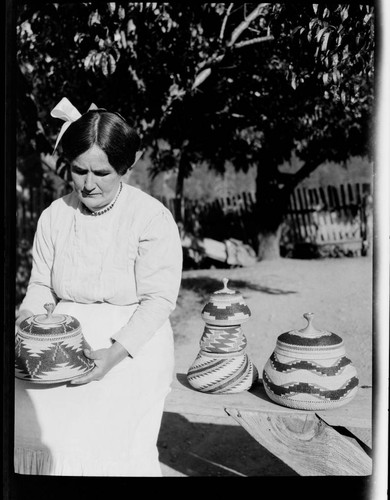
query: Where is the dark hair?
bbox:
[60,110,141,175]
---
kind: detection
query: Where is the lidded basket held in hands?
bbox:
[187,278,258,394]
[15,303,95,384]
[262,312,359,410]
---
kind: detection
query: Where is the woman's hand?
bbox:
[70,341,129,385]
[15,309,34,330]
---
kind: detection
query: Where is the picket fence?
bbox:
[284,183,372,251]
[16,182,373,256]
[157,182,373,256]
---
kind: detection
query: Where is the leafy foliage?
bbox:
[16,2,375,258]
[16,238,33,307]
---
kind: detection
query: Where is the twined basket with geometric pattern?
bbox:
[187,278,259,394]
[15,303,95,384]
[262,312,359,410]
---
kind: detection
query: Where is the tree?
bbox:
[16,2,375,259]
[200,3,375,258]
[150,3,375,258]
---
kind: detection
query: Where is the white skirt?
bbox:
[14,300,175,476]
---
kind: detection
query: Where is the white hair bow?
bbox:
[50,97,144,168]
[50,97,97,153]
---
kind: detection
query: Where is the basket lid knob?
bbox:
[44,303,55,319]
[299,312,321,336]
[32,303,65,325]
[215,278,236,295]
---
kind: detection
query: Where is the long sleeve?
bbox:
[111,208,183,357]
[19,208,58,315]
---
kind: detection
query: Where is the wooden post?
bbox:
[296,188,310,241]
[361,191,373,257]
[355,183,362,205]
[347,183,355,205]
[285,198,298,242]
[318,186,329,209]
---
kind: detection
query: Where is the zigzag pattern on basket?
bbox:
[15,333,85,358]
[202,302,251,322]
[187,349,245,376]
[200,326,247,353]
[261,390,358,410]
[25,358,42,378]
[269,352,352,376]
[15,336,94,382]
[262,371,359,401]
[187,352,258,393]
[278,331,342,346]
[188,278,257,394]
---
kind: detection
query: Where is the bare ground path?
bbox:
[158,257,373,477]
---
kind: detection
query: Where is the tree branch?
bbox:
[197,53,225,72]
[195,4,274,85]
[288,158,323,190]
[190,4,274,96]
[228,3,271,47]
[234,34,274,48]
[220,3,234,40]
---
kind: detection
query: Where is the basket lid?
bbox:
[277,312,343,347]
[18,303,81,335]
[208,278,244,303]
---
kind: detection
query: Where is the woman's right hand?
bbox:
[15,309,34,328]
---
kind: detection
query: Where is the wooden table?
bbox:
[164,373,372,476]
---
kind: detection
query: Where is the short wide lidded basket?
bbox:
[15,303,95,384]
[262,312,359,410]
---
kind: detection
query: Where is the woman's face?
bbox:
[70,145,122,213]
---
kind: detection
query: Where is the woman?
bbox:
[14,98,183,476]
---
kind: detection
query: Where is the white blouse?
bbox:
[20,183,183,357]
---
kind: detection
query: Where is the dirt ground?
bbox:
[157,256,374,477]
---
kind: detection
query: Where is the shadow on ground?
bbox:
[157,411,297,477]
[180,276,297,302]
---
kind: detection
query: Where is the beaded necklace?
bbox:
[84,182,123,217]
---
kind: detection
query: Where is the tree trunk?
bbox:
[257,225,283,260]
[174,155,186,223]
[254,171,290,261]
[253,157,323,260]
[174,149,190,223]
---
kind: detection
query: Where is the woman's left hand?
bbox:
[70,341,129,385]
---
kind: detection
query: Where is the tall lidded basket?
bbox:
[187,278,258,393]
[15,303,95,384]
[262,312,359,410]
